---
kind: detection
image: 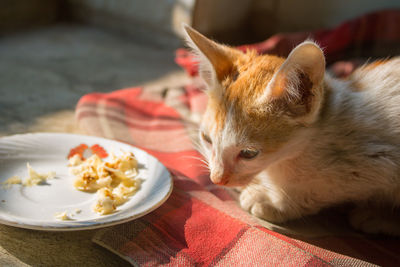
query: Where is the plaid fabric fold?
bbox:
[75,9,400,266]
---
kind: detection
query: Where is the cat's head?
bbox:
[184,25,326,187]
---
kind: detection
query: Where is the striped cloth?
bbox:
[76,9,400,266]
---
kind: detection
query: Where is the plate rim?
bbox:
[0,132,173,231]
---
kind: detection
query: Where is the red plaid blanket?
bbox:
[76,9,400,266]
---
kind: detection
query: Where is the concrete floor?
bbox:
[0,23,187,136]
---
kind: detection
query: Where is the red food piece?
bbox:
[90,144,108,158]
[67,143,108,160]
[67,144,89,159]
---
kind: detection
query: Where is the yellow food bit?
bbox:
[68,154,83,167]
[54,211,72,221]
[2,164,55,188]
[112,181,138,205]
[23,163,56,186]
[2,176,22,189]
[68,151,140,215]
[93,188,116,215]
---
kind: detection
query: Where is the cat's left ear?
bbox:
[183,24,242,88]
[263,41,326,123]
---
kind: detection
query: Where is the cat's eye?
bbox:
[201,131,212,144]
[239,149,259,160]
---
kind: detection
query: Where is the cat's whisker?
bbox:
[177,154,210,172]
[173,157,209,172]
[185,160,209,169]
[180,155,209,167]
[180,155,204,161]
[185,165,210,174]
[189,138,205,151]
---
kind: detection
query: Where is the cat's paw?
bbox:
[349,207,400,235]
[239,186,262,211]
[249,202,289,223]
[239,186,287,223]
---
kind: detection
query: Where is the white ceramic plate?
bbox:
[0,133,172,231]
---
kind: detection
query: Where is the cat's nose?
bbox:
[213,178,228,185]
[210,172,229,185]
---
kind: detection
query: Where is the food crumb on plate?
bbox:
[23,163,56,186]
[54,211,72,221]
[2,164,55,188]
[2,176,22,188]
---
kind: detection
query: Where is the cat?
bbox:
[183,25,400,235]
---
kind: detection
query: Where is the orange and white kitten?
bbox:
[184,25,400,235]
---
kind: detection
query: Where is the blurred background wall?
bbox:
[0,0,61,33]
[192,0,400,44]
[2,0,400,45]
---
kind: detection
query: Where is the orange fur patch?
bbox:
[224,51,285,105]
[206,50,285,133]
[362,59,389,71]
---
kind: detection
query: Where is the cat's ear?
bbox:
[183,24,241,87]
[263,41,325,123]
